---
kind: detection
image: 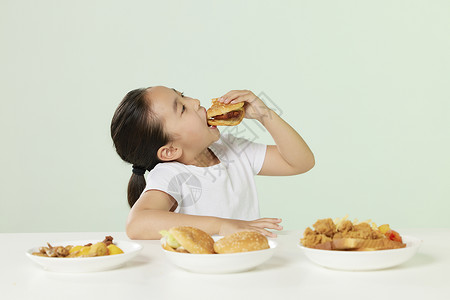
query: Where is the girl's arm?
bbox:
[126,190,283,240]
[219,90,315,176]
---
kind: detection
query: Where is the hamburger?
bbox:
[206,98,245,126]
[159,226,215,254]
[213,231,270,254]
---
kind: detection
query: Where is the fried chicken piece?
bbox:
[313,218,336,237]
[338,223,384,240]
[336,220,353,233]
[303,227,314,236]
[371,230,385,239]
[333,232,343,239]
[300,227,332,248]
[352,223,373,239]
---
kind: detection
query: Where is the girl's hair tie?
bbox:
[132,165,146,176]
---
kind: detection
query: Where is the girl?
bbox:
[111,86,314,239]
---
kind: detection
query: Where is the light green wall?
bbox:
[1,0,449,232]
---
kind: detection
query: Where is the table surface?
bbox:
[1,229,449,300]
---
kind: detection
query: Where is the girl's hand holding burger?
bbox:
[219,90,273,122]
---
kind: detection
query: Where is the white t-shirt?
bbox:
[143,133,267,220]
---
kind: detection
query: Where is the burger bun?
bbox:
[214,231,270,254]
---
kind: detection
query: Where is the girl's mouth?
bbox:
[203,107,217,129]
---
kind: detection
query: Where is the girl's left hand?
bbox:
[219,90,272,122]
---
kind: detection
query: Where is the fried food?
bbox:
[301,217,406,251]
[35,243,72,257]
[32,236,123,258]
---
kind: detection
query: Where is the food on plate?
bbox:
[160,227,271,254]
[32,236,124,257]
[159,226,215,254]
[107,244,125,255]
[214,231,270,254]
[300,216,406,251]
[206,98,245,126]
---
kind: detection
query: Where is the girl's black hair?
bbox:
[111,88,171,208]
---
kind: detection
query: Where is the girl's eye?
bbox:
[182,105,186,113]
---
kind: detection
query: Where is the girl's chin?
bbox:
[209,126,220,139]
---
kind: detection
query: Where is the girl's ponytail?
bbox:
[127,173,147,208]
[111,88,170,208]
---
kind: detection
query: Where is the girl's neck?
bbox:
[190,148,220,167]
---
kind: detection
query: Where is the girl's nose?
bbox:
[193,98,200,109]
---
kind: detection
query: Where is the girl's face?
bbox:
[145,86,220,160]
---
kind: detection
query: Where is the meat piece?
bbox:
[43,243,70,257]
[55,246,70,257]
[371,230,385,239]
[313,218,336,237]
[353,223,372,238]
[337,220,353,233]
[212,110,242,120]
[102,236,114,246]
[300,227,332,248]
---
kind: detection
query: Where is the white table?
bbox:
[1,229,449,300]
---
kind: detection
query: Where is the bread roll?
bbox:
[168,226,215,254]
[214,231,270,254]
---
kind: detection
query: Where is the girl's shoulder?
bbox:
[150,161,187,174]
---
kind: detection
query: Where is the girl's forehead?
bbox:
[147,86,175,100]
[146,86,178,119]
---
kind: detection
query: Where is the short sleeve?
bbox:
[143,163,183,206]
[221,133,267,175]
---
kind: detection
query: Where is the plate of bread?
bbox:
[159,226,277,273]
[298,216,422,271]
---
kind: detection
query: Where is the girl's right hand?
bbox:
[218,218,283,238]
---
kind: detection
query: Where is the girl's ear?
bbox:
[157,144,182,161]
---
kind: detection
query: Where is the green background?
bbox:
[1,0,449,232]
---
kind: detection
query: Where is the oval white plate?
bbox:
[161,236,277,273]
[298,235,422,271]
[26,239,143,273]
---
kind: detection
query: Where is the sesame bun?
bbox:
[207,98,245,126]
[168,226,215,254]
[213,231,270,254]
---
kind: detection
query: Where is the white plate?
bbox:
[161,236,277,273]
[298,235,422,271]
[26,239,143,273]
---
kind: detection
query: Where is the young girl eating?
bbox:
[111,86,314,239]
